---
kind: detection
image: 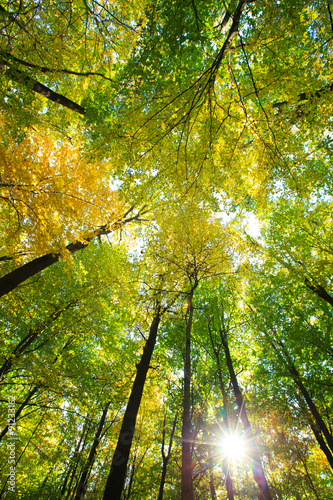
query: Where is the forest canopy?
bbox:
[0,0,333,499]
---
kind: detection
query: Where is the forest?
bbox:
[0,0,333,498]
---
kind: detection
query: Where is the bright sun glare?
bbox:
[220,433,245,461]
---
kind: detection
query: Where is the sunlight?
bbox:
[220,433,246,461]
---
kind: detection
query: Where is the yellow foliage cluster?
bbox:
[0,125,122,260]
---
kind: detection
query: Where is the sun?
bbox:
[220,432,246,461]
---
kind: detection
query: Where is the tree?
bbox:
[103,296,164,500]
[1,1,333,498]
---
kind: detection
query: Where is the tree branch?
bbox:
[0,205,147,298]
[1,52,113,82]
[1,63,85,115]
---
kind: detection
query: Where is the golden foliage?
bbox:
[0,121,122,260]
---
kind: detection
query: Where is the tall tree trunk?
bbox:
[65,419,91,500]
[0,206,142,298]
[102,304,162,500]
[208,324,235,500]
[208,451,217,500]
[73,402,110,500]
[289,365,333,454]
[220,332,272,500]
[273,339,333,458]
[158,413,177,500]
[181,285,197,500]
[60,417,91,498]
[310,423,333,469]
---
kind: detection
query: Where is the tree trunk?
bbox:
[310,423,333,469]
[290,366,333,454]
[60,417,91,498]
[208,452,217,500]
[208,324,235,500]
[221,332,272,500]
[124,454,136,500]
[0,302,75,383]
[181,286,197,500]
[0,412,46,498]
[157,413,177,500]
[0,206,141,298]
[65,419,91,500]
[102,304,162,500]
[273,340,333,457]
[303,277,333,308]
[0,385,39,441]
[73,402,110,500]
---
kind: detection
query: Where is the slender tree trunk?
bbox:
[0,206,141,298]
[65,420,91,500]
[0,412,46,498]
[124,454,136,500]
[290,365,333,454]
[0,385,40,441]
[60,463,73,497]
[208,324,235,500]
[158,413,177,500]
[181,285,197,500]
[220,332,272,500]
[0,302,75,383]
[73,402,110,500]
[297,451,320,500]
[218,375,235,500]
[41,438,67,491]
[41,461,58,490]
[102,304,162,500]
[60,418,91,498]
[310,423,333,469]
[273,340,333,458]
[208,452,217,500]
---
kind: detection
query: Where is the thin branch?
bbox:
[1,52,113,81]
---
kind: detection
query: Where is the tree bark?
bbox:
[102,304,162,500]
[73,402,110,500]
[221,332,272,500]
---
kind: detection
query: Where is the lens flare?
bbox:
[220,432,245,461]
